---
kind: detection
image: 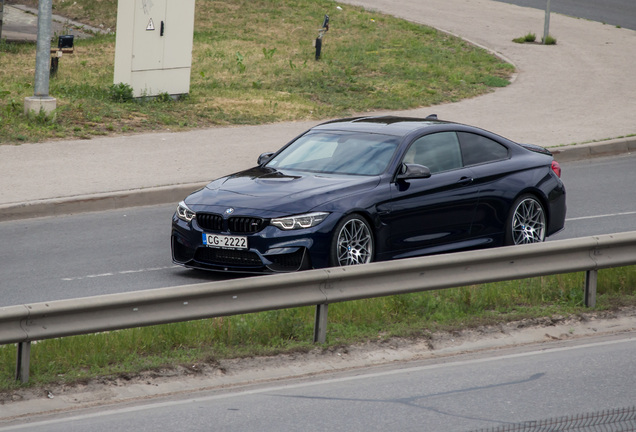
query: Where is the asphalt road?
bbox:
[1,153,635,308]
[493,0,636,30]
[3,333,636,432]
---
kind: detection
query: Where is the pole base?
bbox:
[24,96,57,117]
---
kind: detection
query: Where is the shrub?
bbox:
[108,82,134,102]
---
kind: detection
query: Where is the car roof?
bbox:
[311,115,455,137]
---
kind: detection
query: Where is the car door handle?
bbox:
[457,176,474,186]
[457,176,473,185]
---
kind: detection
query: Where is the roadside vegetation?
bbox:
[0,0,513,144]
[513,32,537,43]
[543,34,558,45]
[1,267,635,392]
[512,32,557,45]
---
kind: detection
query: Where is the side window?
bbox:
[458,132,509,166]
[403,132,462,174]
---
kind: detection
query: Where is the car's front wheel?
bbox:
[505,194,546,245]
[329,214,374,267]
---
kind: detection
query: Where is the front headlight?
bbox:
[176,201,196,222]
[270,212,329,230]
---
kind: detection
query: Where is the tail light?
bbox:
[551,160,561,178]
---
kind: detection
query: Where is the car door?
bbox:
[379,131,480,259]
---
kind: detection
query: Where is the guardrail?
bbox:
[2,231,636,383]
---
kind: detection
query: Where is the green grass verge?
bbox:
[2,267,635,392]
[0,0,513,144]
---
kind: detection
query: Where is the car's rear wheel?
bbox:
[329,214,374,267]
[505,194,546,245]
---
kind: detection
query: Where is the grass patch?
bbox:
[0,0,513,144]
[543,34,558,45]
[513,32,537,44]
[1,266,635,392]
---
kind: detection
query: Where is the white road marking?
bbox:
[62,265,180,281]
[566,210,636,222]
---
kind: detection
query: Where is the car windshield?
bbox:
[265,131,400,175]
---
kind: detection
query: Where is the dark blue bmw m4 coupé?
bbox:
[171,116,566,273]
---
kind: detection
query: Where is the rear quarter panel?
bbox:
[469,150,564,242]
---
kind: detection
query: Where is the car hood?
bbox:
[185,167,381,216]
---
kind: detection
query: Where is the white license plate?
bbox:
[202,233,248,250]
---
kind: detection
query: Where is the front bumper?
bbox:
[171,212,337,273]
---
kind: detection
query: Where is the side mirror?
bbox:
[397,163,431,180]
[258,152,275,166]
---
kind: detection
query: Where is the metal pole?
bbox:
[315,14,329,60]
[584,269,598,308]
[315,37,322,60]
[24,0,56,115]
[15,342,31,383]
[313,303,328,343]
[543,0,551,44]
[1,0,5,42]
[34,0,53,97]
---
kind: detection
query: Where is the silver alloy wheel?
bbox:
[336,218,373,266]
[511,197,546,244]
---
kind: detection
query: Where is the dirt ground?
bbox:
[2,307,636,422]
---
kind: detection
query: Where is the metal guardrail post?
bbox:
[314,304,328,343]
[585,270,598,308]
[15,342,31,383]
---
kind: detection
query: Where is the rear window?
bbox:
[458,132,509,166]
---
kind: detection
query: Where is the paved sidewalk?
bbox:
[1,0,635,221]
[1,3,105,42]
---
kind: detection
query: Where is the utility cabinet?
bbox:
[114,0,195,98]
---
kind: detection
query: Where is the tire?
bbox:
[505,194,546,245]
[329,214,374,267]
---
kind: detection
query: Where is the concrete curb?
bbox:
[0,139,633,223]
[549,137,636,162]
[0,182,206,222]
